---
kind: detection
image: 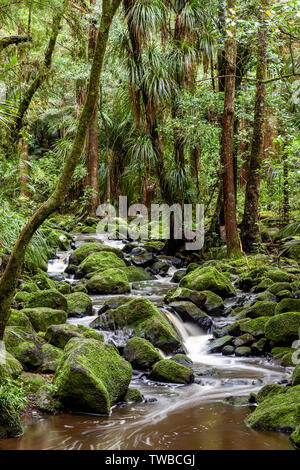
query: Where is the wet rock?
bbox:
[35,384,62,413]
[98,296,130,314]
[290,426,300,449]
[26,289,68,311]
[208,335,234,353]
[148,261,169,276]
[235,346,251,357]
[54,338,132,414]
[170,354,193,367]
[70,242,123,265]
[245,301,276,319]
[0,351,23,380]
[123,337,162,370]
[123,388,143,403]
[32,270,56,290]
[179,266,236,298]
[71,283,88,293]
[171,269,186,283]
[122,266,153,281]
[143,241,165,253]
[4,327,44,370]
[239,317,270,338]
[268,282,292,295]
[274,298,300,315]
[233,333,255,348]
[255,291,277,302]
[40,343,63,373]
[21,307,67,332]
[45,323,104,349]
[169,301,212,330]
[149,359,194,384]
[130,247,156,268]
[165,287,206,309]
[251,338,267,355]
[78,251,126,276]
[221,345,235,356]
[265,312,300,343]
[86,269,131,295]
[200,291,224,315]
[65,292,93,317]
[55,281,71,295]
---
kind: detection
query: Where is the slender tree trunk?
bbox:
[19,136,30,199]
[0,0,121,340]
[220,0,242,258]
[240,5,267,252]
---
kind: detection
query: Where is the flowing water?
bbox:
[0,233,294,450]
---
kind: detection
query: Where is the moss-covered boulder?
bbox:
[0,351,23,380]
[21,307,67,332]
[237,267,269,290]
[98,296,130,314]
[122,266,153,282]
[235,346,251,357]
[274,298,300,315]
[78,251,126,276]
[7,309,34,332]
[246,301,277,319]
[54,338,132,414]
[170,354,193,367]
[246,384,300,432]
[179,267,236,298]
[40,343,63,373]
[268,282,292,295]
[19,282,39,293]
[165,287,206,308]
[86,269,130,295]
[265,268,295,283]
[71,283,88,293]
[0,402,23,438]
[98,297,182,353]
[199,291,224,315]
[265,312,300,343]
[169,301,212,330]
[32,270,56,290]
[26,289,68,311]
[70,242,124,265]
[18,371,49,394]
[143,241,165,253]
[149,359,194,384]
[4,327,44,370]
[123,388,143,403]
[290,425,300,449]
[45,323,104,349]
[65,292,93,317]
[292,362,300,386]
[35,384,62,413]
[239,316,270,338]
[233,333,255,348]
[255,291,277,302]
[123,337,163,370]
[208,335,233,353]
[55,281,71,295]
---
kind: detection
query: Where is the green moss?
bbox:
[122,266,152,282]
[179,266,236,298]
[4,327,44,370]
[265,312,300,343]
[268,282,292,295]
[0,352,23,380]
[55,281,71,295]
[78,251,126,275]
[18,372,49,394]
[149,359,194,384]
[239,317,270,338]
[54,338,132,414]
[246,301,276,319]
[170,354,193,367]
[40,343,63,373]
[256,384,288,403]
[165,287,206,308]
[32,270,56,290]
[26,289,68,311]
[7,309,34,332]
[21,307,67,332]
[246,385,300,432]
[65,292,92,317]
[290,425,300,449]
[19,282,39,293]
[45,323,104,349]
[35,384,62,413]
[255,291,277,302]
[70,242,124,265]
[86,268,130,295]
[274,298,300,315]
[123,388,143,403]
[14,291,32,306]
[123,337,162,370]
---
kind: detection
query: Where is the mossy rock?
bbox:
[251,338,268,355]
[165,287,206,308]
[274,298,300,315]
[170,354,193,367]
[265,312,300,343]
[149,359,194,384]
[235,346,251,357]
[71,283,88,293]
[276,290,293,300]
[290,425,300,449]
[4,327,44,370]
[255,291,277,302]
[65,292,93,317]
[54,338,132,414]
[70,242,124,265]
[208,335,233,353]
[169,301,212,330]
[233,333,255,348]
[186,263,199,274]
[19,282,39,293]
[98,297,182,354]
[21,307,67,332]
[40,343,63,373]
[123,388,143,403]
[45,323,104,349]
[86,269,130,295]
[123,337,162,370]
[237,267,269,290]
[272,346,296,360]
[78,251,126,276]
[14,290,32,307]
[254,278,274,293]
[55,281,71,295]
[32,270,56,290]
[26,289,68,311]
[265,268,295,283]
[0,351,23,380]
[0,402,23,438]
[98,296,131,314]
[246,384,300,432]
[18,372,49,394]
[239,317,270,338]
[143,241,165,253]
[292,362,300,386]
[246,301,277,319]
[256,384,288,403]
[199,291,224,315]
[268,282,292,295]
[222,345,235,356]
[180,266,236,298]
[122,266,153,282]
[7,309,34,332]
[35,383,62,413]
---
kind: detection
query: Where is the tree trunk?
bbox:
[0,0,121,340]
[0,35,30,53]
[19,136,30,199]
[240,5,267,252]
[220,0,242,258]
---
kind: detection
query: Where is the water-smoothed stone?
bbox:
[235,346,251,357]
[170,354,193,367]
[95,297,182,354]
[149,359,194,384]
[265,313,300,343]
[54,338,132,414]
[86,269,130,295]
[26,289,68,311]
[246,301,277,319]
[123,388,143,403]
[239,317,270,338]
[165,287,206,308]
[171,269,186,283]
[180,267,236,298]
[169,301,212,330]
[149,261,169,276]
[251,338,268,355]
[246,384,300,432]
[40,343,63,373]
[98,296,131,314]
[222,345,235,356]
[130,247,155,268]
[78,251,126,276]
[274,298,300,315]
[0,351,23,380]
[21,307,67,332]
[70,242,124,265]
[233,333,255,348]
[45,323,104,349]
[65,292,93,317]
[35,384,62,413]
[4,327,44,370]
[208,335,234,353]
[55,281,71,295]
[123,337,162,370]
[200,291,224,315]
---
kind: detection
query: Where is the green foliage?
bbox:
[0,377,28,412]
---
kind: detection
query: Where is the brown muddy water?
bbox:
[0,233,295,450]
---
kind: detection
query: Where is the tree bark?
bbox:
[240,5,267,252]
[19,136,30,199]
[0,35,30,53]
[0,0,121,340]
[220,0,242,258]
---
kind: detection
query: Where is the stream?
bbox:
[0,232,294,450]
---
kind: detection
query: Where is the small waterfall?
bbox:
[47,250,71,276]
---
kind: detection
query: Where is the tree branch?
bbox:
[0,35,31,53]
